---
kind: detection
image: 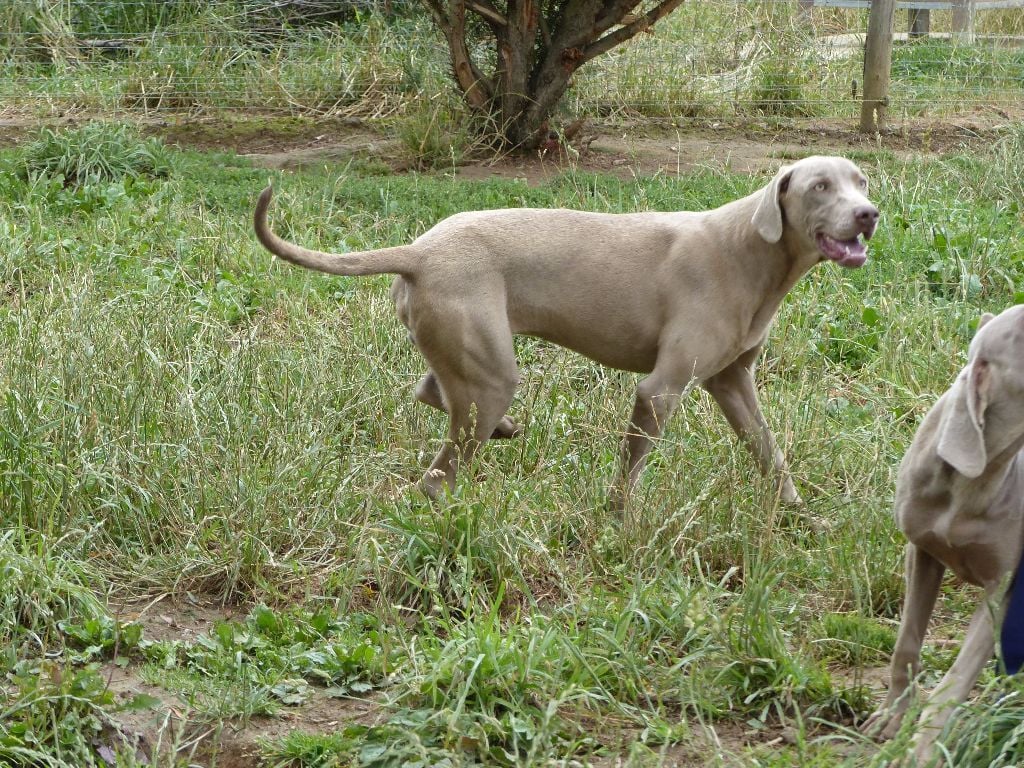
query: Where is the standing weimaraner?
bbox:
[863,304,1024,763]
[253,156,878,505]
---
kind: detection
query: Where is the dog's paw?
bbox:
[418,469,447,500]
[491,417,523,439]
[860,708,903,742]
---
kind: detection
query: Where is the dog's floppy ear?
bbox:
[752,165,793,243]
[937,359,991,478]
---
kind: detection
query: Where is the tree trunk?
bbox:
[424,0,687,150]
[495,0,540,146]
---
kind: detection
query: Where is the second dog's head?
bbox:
[752,156,879,269]
[938,305,1024,478]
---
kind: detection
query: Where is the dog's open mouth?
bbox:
[816,233,868,268]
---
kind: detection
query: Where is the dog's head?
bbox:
[938,305,1024,478]
[752,156,879,268]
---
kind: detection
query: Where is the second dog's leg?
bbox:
[702,354,800,504]
[415,371,522,439]
[862,543,945,740]
[911,583,1001,763]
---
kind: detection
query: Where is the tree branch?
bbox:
[424,0,494,108]
[593,0,644,37]
[422,0,449,27]
[581,0,687,66]
[467,0,507,28]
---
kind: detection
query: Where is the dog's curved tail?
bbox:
[254,187,417,277]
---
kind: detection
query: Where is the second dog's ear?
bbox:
[937,359,991,478]
[977,312,996,331]
[752,166,793,243]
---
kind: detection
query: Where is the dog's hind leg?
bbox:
[415,371,522,439]
[416,311,520,498]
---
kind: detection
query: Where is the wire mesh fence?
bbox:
[1,0,1022,125]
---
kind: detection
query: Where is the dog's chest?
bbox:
[905,488,1024,587]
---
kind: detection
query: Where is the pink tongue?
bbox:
[818,234,867,267]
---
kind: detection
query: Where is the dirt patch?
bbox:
[1,112,1016,184]
[154,115,410,173]
[113,594,243,645]
[97,596,385,768]
[194,691,381,768]
[453,115,1013,184]
[99,659,382,768]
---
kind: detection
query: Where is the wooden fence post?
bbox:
[860,0,896,133]
[908,8,930,37]
[952,0,975,43]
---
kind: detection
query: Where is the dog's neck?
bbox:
[946,450,1023,518]
[711,193,819,344]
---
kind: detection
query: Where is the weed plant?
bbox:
[942,678,1024,766]
[17,121,174,186]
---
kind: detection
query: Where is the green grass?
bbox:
[943,678,1024,767]
[261,728,366,768]
[3,119,1024,765]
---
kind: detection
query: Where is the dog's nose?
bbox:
[855,205,879,238]
[855,205,879,228]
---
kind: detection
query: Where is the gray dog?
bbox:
[864,304,1024,763]
[254,156,878,504]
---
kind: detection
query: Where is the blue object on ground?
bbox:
[1001,567,1024,675]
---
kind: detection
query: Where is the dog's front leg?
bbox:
[909,585,1000,764]
[863,543,945,741]
[702,355,800,505]
[610,371,688,512]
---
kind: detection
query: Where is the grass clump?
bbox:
[711,574,838,721]
[813,612,895,666]
[991,123,1024,209]
[389,610,595,766]
[561,577,724,708]
[261,728,367,768]
[0,531,121,662]
[0,662,139,768]
[941,679,1024,766]
[17,122,174,186]
[376,497,542,619]
[0,534,148,767]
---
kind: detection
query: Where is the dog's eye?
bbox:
[814,181,828,192]
[858,178,868,189]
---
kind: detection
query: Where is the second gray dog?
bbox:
[864,304,1024,764]
[254,156,878,504]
